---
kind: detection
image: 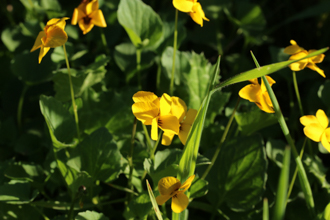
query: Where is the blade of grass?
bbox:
[173,56,221,220]
[249,52,315,218]
[273,147,291,220]
[146,179,163,220]
[212,48,328,91]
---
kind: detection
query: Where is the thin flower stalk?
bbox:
[201,97,240,180]
[17,84,29,131]
[127,117,137,203]
[251,51,315,218]
[170,9,178,96]
[292,71,304,116]
[63,44,80,141]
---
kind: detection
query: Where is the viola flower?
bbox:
[300,109,330,152]
[132,91,180,145]
[156,175,195,213]
[71,0,107,35]
[284,40,326,78]
[173,0,209,27]
[30,17,69,63]
[239,76,276,113]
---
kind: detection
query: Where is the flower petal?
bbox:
[72,8,86,25]
[257,92,274,113]
[78,19,94,35]
[42,25,68,48]
[156,194,172,205]
[132,102,159,125]
[38,46,50,64]
[179,109,197,145]
[158,177,181,196]
[300,115,318,126]
[90,9,107,27]
[321,132,330,153]
[189,2,209,27]
[158,115,180,135]
[238,84,261,103]
[307,63,325,78]
[316,109,329,129]
[180,175,195,193]
[283,40,304,55]
[171,97,187,122]
[288,51,309,71]
[133,91,158,103]
[160,93,172,115]
[30,31,46,52]
[303,123,325,142]
[151,117,159,141]
[162,131,176,146]
[172,193,189,213]
[173,0,194,12]
[308,50,325,63]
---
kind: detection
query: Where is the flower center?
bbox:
[83,16,91,25]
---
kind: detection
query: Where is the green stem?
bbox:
[67,191,80,220]
[127,117,137,203]
[292,71,313,155]
[261,76,315,218]
[169,9,178,95]
[201,97,240,180]
[286,138,306,204]
[263,198,269,220]
[17,84,29,131]
[63,44,80,142]
[156,58,162,92]
[140,131,162,181]
[142,124,153,152]
[250,51,314,218]
[292,71,304,116]
[136,48,142,89]
[99,28,110,55]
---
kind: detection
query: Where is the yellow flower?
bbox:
[284,40,326,78]
[172,0,209,27]
[71,0,107,35]
[300,109,330,152]
[156,175,195,213]
[132,91,180,145]
[30,17,69,63]
[239,76,276,113]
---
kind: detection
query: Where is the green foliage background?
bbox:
[0,0,330,219]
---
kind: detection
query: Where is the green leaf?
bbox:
[4,162,44,183]
[213,48,328,91]
[208,135,267,211]
[0,203,42,220]
[0,180,38,204]
[117,0,163,49]
[235,105,277,135]
[53,55,109,102]
[161,47,190,87]
[39,95,77,148]
[124,193,152,219]
[304,155,330,190]
[76,210,109,220]
[324,203,330,220]
[11,51,54,84]
[190,177,208,199]
[67,128,127,183]
[114,42,155,82]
